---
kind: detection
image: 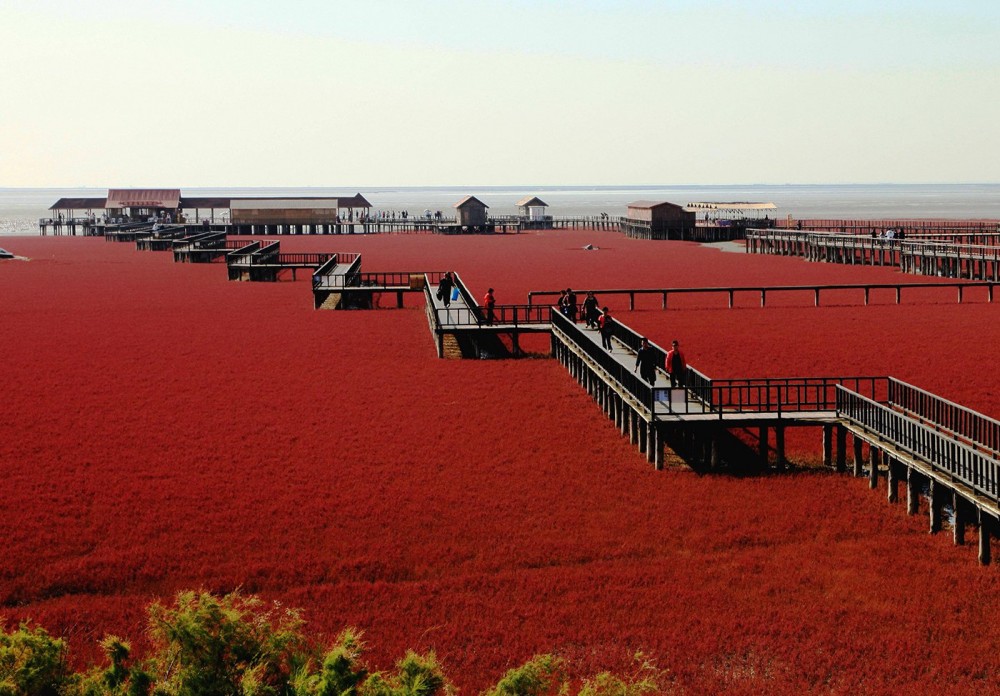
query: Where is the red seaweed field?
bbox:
[3,231,1000,694]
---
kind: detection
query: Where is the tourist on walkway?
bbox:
[599,307,614,351]
[438,272,454,308]
[582,291,599,328]
[566,288,578,322]
[666,340,687,387]
[634,337,660,386]
[483,287,496,325]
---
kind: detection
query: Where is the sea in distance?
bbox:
[2,183,1000,237]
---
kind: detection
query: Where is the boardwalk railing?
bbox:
[356,271,448,288]
[888,378,1000,460]
[551,308,656,412]
[530,282,999,311]
[838,386,1000,503]
[706,377,887,416]
[311,254,362,289]
[438,304,549,328]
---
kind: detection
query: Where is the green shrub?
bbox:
[0,621,68,696]
[483,654,565,696]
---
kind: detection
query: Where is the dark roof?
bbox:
[516,196,548,207]
[179,197,232,208]
[49,197,107,210]
[341,193,372,208]
[627,200,686,211]
[454,195,489,209]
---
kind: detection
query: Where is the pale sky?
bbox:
[1,0,998,187]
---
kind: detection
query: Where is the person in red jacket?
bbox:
[598,307,614,351]
[666,340,687,387]
[483,287,496,325]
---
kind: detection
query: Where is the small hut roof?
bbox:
[49,197,107,210]
[627,200,685,211]
[106,188,181,209]
[516,196,548,207]
[340,193,372,208]
[454,195,489,209]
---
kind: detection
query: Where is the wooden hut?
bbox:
[454,195,489,226]
[622,201,696,240]
[516,196,549,222]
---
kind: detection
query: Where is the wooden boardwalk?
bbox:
[747,228,1000,281]
[124,228,1000,564]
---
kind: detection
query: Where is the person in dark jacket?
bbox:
[438,272,454,307]
[665,340,687,387]
[582,291,599,328]
[634,337,660,386]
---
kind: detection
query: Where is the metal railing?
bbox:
[551,308,655,413]
[312,254,363,289]
[437,304,549,328]
[888,378,1000,460]
[838,386,1000,502]
[355,271,448,288]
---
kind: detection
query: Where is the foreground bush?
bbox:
[0,591,663,696]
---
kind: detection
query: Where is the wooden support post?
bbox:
[620,402,629,437]
[775,425,785,471]
[638,419,647,454]
[822,424,833,468]
[954,492,966,546]
[654,426,664,470]
[760,289,767,308]
[853,436,864,477]
[869,447,880,489]
[758,426,768,468]
[710,433,720,469]
[979,512,992,566]
[835,425,847,472]
[814,288,820,306]
[886,457,898,503]
[629,292,635,311]
[630,409,639,445]
[929,479,942,534]
[396,291,404,308]
[907,466,920,515]
[646,419,656,464]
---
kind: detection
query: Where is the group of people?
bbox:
[562,289,688,389]
[872,228,905,240]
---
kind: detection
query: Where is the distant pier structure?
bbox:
[40,189,385,236]
[620,201,696,240]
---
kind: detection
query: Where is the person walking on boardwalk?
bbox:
[582,291,599,328]
[634,337,660,386]
[665,340,687,388]
[598,307,614,351]
[483,287,496,325]
[438,272,454,308]
[566,288,578,323]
